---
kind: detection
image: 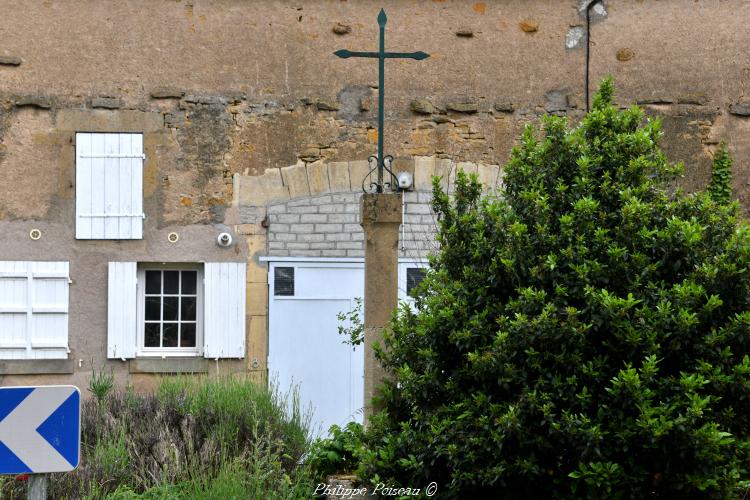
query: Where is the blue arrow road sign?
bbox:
[0,386,80,474]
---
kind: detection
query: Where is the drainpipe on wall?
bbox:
[585,0,602,112]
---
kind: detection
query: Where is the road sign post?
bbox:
[0,385,81,490]
[28,474,48,500]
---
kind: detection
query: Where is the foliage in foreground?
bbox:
[362,79,750,498]
[0,375,315,499]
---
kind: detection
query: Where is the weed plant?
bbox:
[0,376,315,499]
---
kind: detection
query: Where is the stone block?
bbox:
[319,204,346,213]
[325,232,351,241]
[310,242,336,250]
[272,213,300,224]
[336,241,362,250]
[729,101,750,116]
[414,156,436,191]
[434,158,454,191]
[268,223,289,232]
[286,242,311,250]
[239,205,266,224]
[290,223,315,233]
[281,163,310,198]
[0,360,74,375]
[14,94,52,109]
[343,224,361,233]
[331,193,358,204]
[129,358,208,374]
[268,203,287,214]
[345,203,360,212]
[456,161,478,176]
[246,260,267,283]
[406,203,431,215]
[299,233,326,242]
[56,109,163,133]
[410,99,436,114]
[238,169,289,206]
[288,205,317,214]
[245,235,266,256]
[91,97,122,109]
[327,213,357,223]
[347,250,365,257]
[290,250,321,257]
[316,223,344,233]
[301,213,328,223]
[247,283,268,316]
[268,241,285,250]
[328,161,351,192]
[477,164,501,190]
[349,160,372,191]
[287,198,312,207]
[321,249,347,257]
[247,315,268,369]
[307,160,330,195]
[310,195,333,205]
[273,233,296,242]
[150,87,184,99]
[0,56,22,66]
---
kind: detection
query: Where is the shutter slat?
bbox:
[131,134,144,239]
[104,134,119,239]
[107,262,137,359]
[75,133,93,239]
[119,134,132,239]
[91,134,106,238]
[204,263,246,359]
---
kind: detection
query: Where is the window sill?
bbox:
[129,357,209,374]
[0,359,75,375]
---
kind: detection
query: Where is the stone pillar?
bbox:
[360,193,402,422]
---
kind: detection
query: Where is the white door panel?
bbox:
[268,260,425,438]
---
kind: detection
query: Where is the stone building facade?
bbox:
[0,0,749,392]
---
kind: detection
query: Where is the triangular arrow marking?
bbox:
[36,390,80,469]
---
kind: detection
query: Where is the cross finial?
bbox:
[335,9,429,193]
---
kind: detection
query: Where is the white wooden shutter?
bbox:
[107,262,137,359]
[76,133,144,240]
[0,261,69,360]
[203,263,246,359]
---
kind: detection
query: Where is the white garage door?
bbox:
[267,259,426,437]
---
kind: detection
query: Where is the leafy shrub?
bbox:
[307,422,366,480]
[363,78,750,498]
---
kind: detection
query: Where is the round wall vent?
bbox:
[29,228,42,240]
[167,232,179,243]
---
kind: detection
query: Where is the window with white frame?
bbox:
[107,261,246,360]
[138,265,202,356]
[0,261,70,360]
[76,132,144,240]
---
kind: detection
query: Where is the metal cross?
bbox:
[335,9,429,193]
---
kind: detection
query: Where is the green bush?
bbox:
[363,78,750,498]
[307,422,366,480]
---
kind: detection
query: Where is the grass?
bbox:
[0,375,316,499]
